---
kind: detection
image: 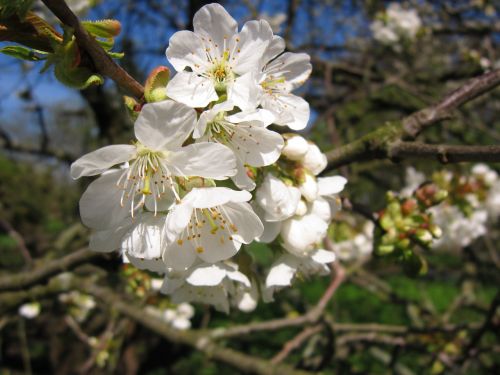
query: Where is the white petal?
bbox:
[309,197,332,223]
[266,258,297,287]
[223,202,264,243]
[259,220,282,243]
[79,170,129,230]
[273,94,310,130]
[186,264,227,286]
[226,268,251,287]
[89,219,132,252]
[193,4,238,57]
[134,101,196,150]
[268,52,312,90]
[167,143,236,179]
[126,254,166,274]
[166,72,217,108]
[163,240,197,270]
[189,187,252,209]
[195,101,235,138]
[226,108,275,126]
[228,72,261,111]
[166,30,208,72]
[281,214,328,255]
[196,222,241,263]
[145,190,175,212]
[256,173,301,222]
[311,249,336,264]
[122,213,166,259]
[160,275,185,295]
[299,173,319,202]
[70,144,136,179]
[164,199,194,242]
[231,157,256,191]
[282,135,309,161]
[303,143,327,175]
[318,176,347,196]
[231,124,284,167]
[261,35,285,66]
[232,20,272,75]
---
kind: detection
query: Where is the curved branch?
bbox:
[86,283,314,375]
[0,248,103,292]
[41,0,144,98]
[326,69,500,170]
[387,142,500,163]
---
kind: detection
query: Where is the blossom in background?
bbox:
[19,302,41,319]
[59,291,96,322]
[371,3,422,47]
[430,205,488,251]
[329,218,374,261]
[400,165,500,252]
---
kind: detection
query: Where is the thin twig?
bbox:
[0,248,104,292]
[271,324,323,364]
[0,218,33,266]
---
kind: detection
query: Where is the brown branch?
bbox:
[210,263,345,340]
[271,324,323,364]
[0,248,104,292]
[325,69,500,170]
[0,218,33,266]
[40,0,144,98]
[387,142,500,163]
[85,283,314,375]
[403,68,500,139]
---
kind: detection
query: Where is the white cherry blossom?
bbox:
[264,249,335,301]
[195,101,283,190]
[71,100,237,230]
[255,173,301,222]
[282,134,309,161]
[166,3,271,109]
[163,187,263,270]
[256,37,312,130]
[160,262,253,313]
[303,143,327,175]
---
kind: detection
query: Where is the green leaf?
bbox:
[96,38,114,51]
[107,51,124,59]
[54,63,103,89]
[0,0,34,19]
[82,19,121,38]
[0,45,42,61]
[144,66,170,103]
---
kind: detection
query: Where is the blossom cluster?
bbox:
[402,165,500,251]
[71,4,346,313]
[370,3,422,47]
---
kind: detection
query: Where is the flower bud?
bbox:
[415,229,433,244]
[295,199,308,216]
[299,172,319,202]
[282,134,309,161]
[303,143,327,175]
